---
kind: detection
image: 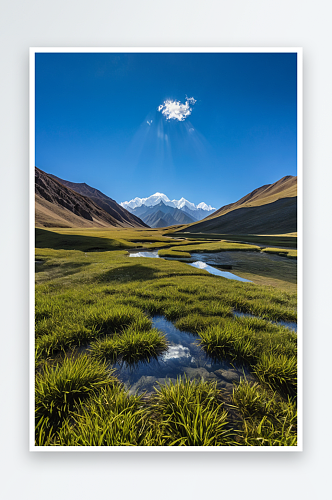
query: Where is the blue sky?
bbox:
[35,52,297,208]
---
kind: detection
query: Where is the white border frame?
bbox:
[29,47,303,452]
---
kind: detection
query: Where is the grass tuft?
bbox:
[90,327,168,364]
[254,354,297,396]
[56,385,161,446]
[35,355,115,444]
[232,380,297,446]
[150,377,234,446]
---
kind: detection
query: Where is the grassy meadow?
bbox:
[35,226,298,447]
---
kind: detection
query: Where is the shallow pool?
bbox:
[112,316,255,396]
[129,251,160,258]
[189,261,251,282]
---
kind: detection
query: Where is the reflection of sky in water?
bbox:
[129,249,251,281]
[112,316,254,395]
[129,251,160,258]
[162,344,191,360]
[189,260,251,282]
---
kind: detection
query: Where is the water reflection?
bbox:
[129,249,251,281]
[233,310,297,332]
[112,316,255,396]
[189,261,251,282]
[129,251,160,258]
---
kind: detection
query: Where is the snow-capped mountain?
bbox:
[122,193,173,210]
[120,193,216,228]
[121,193,215,213]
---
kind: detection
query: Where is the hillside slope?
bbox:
[177,176,297,235]
[49,174,148,228]
[35,168,147,229]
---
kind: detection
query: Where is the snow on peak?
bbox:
[197,202,215,211]
[121,193,215,212]
[172,197,196,211]
[121,193,172,210]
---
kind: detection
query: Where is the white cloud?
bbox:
[186,96,196,105]
[189,127,195,133]
[158,96,196,121]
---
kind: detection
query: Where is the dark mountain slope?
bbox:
[207,176,296,221]
[176,176,297,235]
[49,174,148,228]
[35,167,146,229]
[178,197,296,235]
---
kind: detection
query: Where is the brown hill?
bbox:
[177,176,297,235]
[35,167,148,229]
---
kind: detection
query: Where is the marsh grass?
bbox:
[198,319,297,397]
[50,378,237,446]
[35,300,153,359]
[150,378,235,446]
[90,327,168,364]
[232,380,297,446]
[35,229,298,446]
[56,385,161,446]
[175,314,223,333]
[35,355,116,444]
[254,354,297,396]
[199,323,257,364]
[84,304,151,334]
[166,241,261,254]
[158,248,192,258]
[169,232,297,249]
[262,248,297,259]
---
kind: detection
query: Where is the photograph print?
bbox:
[32,48,301,449]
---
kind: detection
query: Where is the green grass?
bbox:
[35,302,153,360]
[253,354,297,396]
[56,385,160,446]
[198,318,297,397]
[36,227,139,252]
[149,378,234,446]
[35,355,116,445]
[262,248,297,259]
[232,380,297,446]
[166,240,261,254]
[168,232,297,249]
[53,378,235,446]
[90,327,168,364]
[158,248,192,258]
[35,227,298,447]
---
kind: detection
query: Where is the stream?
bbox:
[129,249,251,282]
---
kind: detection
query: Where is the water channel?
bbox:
[129,249,251,282]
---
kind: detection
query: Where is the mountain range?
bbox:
[175,175,297,235]
[35,167,148,229]
[121,192,216,228]
[35,167,297,235]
